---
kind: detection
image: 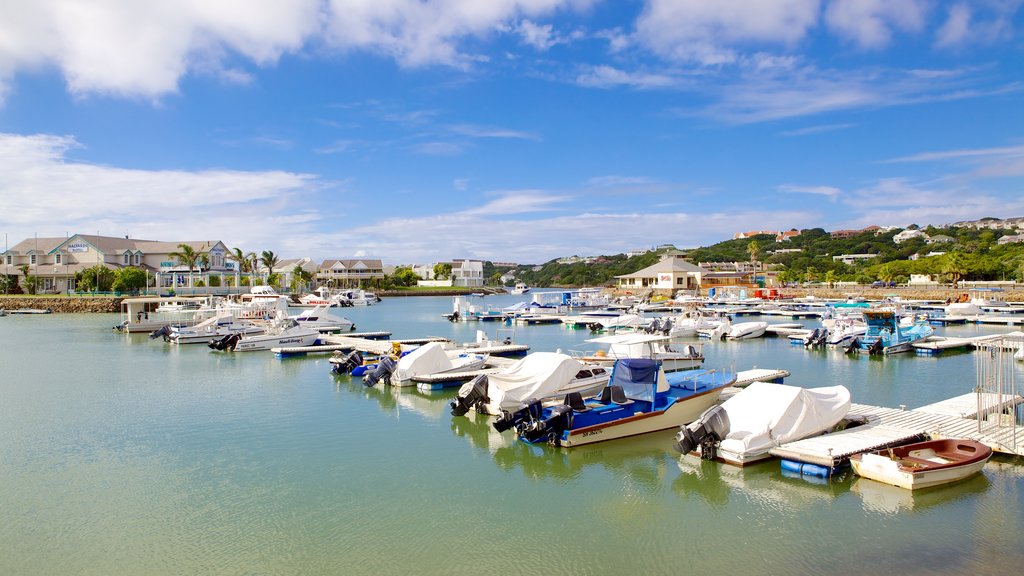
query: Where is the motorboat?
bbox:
[387,342,488,387]
[510,282,531,295]
[450,352,610,417]
[823,317,867,347]
[208,315,319,352]
[290,304,355,331]
[673,382,852,465]
[850,438,993,490]
[337,288,380,306]
[115,296,211,333]
[492,359,735,448]
[585,313,648,334]
[727,321,768,340]
[578,334,703,373]
[294,287,354,308]
[852,310,934,355]
[155,312,263,344]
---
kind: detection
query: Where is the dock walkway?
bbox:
[769,393,1024,465]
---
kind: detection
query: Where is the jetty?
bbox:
[769,392,1024,466]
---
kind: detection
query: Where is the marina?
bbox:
[2,292,1023,575]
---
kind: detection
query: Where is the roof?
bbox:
[702,271,753,278]
[615,256,703,279]
[319,259,384,269]
[5,236,66,254]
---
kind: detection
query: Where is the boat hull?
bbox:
[561,388,725,448]
[850,439,993,490]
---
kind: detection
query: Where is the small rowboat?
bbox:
[850,438,992,490]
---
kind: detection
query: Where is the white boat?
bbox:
[497,360,736,448]
[578,334,703,373]
[337,288,379,306]
[674,382,852,465]
[290,304,355,331]
[450,352,610,416]
[209,316,319,352]
[160,312,264,344]
[823,317,867,347]
[850,439,993,490]
[115,296,210,333]
[510,282,531,295]
[727,321,768,340]
[386,342,488,387]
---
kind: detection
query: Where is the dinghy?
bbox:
[850,439,992,490]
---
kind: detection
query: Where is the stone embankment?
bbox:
[614,287,1024,302]
[0,297,122,313]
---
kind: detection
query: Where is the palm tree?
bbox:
[942,252,968,288]
[168,243,203,291]
[227,247,247,289]
[260,251,280,286]
[248,252,259,286]
[747,240,761,272]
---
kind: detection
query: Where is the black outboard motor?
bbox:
[661,318,673,336]
[363,355,397,387]
[845,337,860,354]
[868,337,884,356]
[331,350,364,374]
[209,332,240,351]
[517,404,573,446]
[648,318,662,334]
[673,404,731,459]
[149,325,172,341]
[493,398,543,433]
[450,374,489,417]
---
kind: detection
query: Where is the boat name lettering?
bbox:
[581,429,603,438]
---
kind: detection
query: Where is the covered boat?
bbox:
[727,321,768,340]
[450,352,609,416]
[493,359,735,448]
[580,333,703,372]
[850,439,992,490]
[389,342,487,387]
[673,382,851,465]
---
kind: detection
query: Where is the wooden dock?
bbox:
[769,393,1024,465]
[273,334,440,357]
[734,368,791,387]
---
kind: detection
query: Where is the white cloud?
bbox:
[575,64,679,89]
[634,0,821,65]
[780,123,855,136]
[936,3,973,48]
[777,184,841,198]
[824,0,928,50]
[0,132,319,253]
[883,144,1024,164]
[517,20,558,51]
[458,190,569,216]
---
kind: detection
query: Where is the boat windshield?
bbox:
[610,359,659,402]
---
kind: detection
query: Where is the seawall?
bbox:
[0,297,122,313]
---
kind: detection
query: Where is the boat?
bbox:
[578,333,703,373]
[823,316,867,347]
[510,282,531,295]
[294,287,354,308]
[8,307,53,314]
[850,438,993,490]
[673,382,852,465]
[115,296,211,333]
[155,312,264,344]
[208,315,319,352]
[384,342,488,387]
[450,352,610,417]
[727,321,768,340]
[337,288,380,306]
[290,304,355,331]
[852,310,934,355]
[492,359,735,448]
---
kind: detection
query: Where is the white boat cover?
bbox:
[717,382,851,460]
[473,352,583,411]
[395,342,453,382]
[728,321,768,339]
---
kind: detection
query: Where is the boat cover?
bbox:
[481,352,584,411]
[717,382,851,459]
[395,342,453,382]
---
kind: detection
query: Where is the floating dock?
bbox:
[769,393,1024,466]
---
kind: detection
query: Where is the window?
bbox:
[5,255,10,265]
[134,254,140,265]
[30,254,36,265]
[123,253,130,265]
[55,253,62,265]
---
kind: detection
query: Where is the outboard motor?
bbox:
[648,318,662,334]
[450,374,489,417]
[493,398,543,433]
[868,337,884,356]
[517,404,573,446]
[331,350,364,375]
[149,325,172,341]
[660,318,673,336]
[363,355,397,387]
[673,404,731,459]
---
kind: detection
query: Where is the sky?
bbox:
[1,0,1023,265]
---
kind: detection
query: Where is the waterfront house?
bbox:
[2,234,232,294]
[451,259,484,287]
[893,229,927,244]
[615,255,702,291]
[317,259,385,288]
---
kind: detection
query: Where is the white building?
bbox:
[893,229,927,244]
[451,259,484,287]
[832,253,878,265]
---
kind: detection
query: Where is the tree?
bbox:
[249,252,259,285]
[260,250,280,286]
[433,262,452,280]
[76,265,114,292]
[112,266,147,294]
[747,240,761,271]
[391,266,419,287]
[803,266,819,283]
[227,247,248,288]
[291,264,314,293]
[824,270,837,288]
[168,244,203,290]
[942,252,968,287]
[18,264,37,294]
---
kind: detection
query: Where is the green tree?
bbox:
[111,266,147,294]
[18,264,37,294]
[168,244,203,290]
[290,265,314,293]
[260,250,280,286]
[803,266,819,283]
[391,266,420,287]
[76,265,114,292]
[207,275,221,287]
[823,269,837,288]
[227,247,248,289]
[433,262,452,280]
[747,240,761,272]
[942,252,968,287]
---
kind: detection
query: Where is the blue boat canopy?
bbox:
[610,358,660,402]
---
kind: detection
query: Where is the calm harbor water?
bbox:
[2,293,1023,575]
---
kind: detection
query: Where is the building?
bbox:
[829,229,861,239]
[733,230,777,240]
[776,230,800,242]
[451,259,484,287]
[625,248,653,258]
[893,229,927,244]
[614,254,702,291]
[909,274,940,286]
[700,271,757,290]
[832,253,879,265]
[317,259,385,288]
[264,257,317,291]
[1,234,233,294]
[697,261,760,273]
[771,248,803,254]
[997,234,1024,245]
[926,235,955,245]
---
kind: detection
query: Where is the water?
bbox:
[2,294,1023,575]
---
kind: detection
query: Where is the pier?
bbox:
[769,393,1024,466]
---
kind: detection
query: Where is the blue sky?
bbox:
[1,0,1023,265]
